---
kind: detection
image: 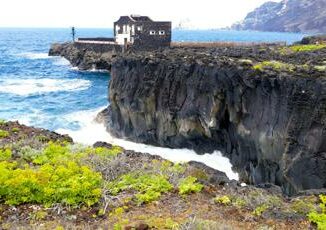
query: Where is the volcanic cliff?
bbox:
[50,41,326,196]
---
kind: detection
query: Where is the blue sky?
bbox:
[0,0,280,29]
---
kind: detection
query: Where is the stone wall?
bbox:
[132,21,171,50]
[74,42,122,53]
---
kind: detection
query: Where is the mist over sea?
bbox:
[0,28,307,179]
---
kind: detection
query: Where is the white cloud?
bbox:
[0,0,281,29]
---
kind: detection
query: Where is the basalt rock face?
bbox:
[49,42,121,70]
[103,47,326,195]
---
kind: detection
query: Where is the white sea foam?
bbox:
[70,66,109,73]
[19,52,52,60]
[0,78,91,96]
[56,107,239,180]
[53,57,71,66]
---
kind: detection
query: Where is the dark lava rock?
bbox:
[101,47,326,196]
[93,141,113,149]
[49,42,120,70]
[299,35,326,45]
[0,121,73,145]
[125,223,149,230]
[188,161,230,186]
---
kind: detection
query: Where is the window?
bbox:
[137,26,143,31]
[131,25,135,35]
[149,30,156,35]
[159,30,165,35]
[115,25,121,34]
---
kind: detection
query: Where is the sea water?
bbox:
[0,28,308,180]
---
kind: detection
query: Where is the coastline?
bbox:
[0,120,317,229]
[49,38,326,196]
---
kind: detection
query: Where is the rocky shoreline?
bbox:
[49,40,326,197]
[0,120,322,229]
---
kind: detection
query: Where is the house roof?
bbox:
[115,15,153,24]
[129,15,152,22]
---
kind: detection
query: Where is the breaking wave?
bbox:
[0,78,91,96]
[53,57,71,66]
[56,107,239,180]
[18,52,52,60]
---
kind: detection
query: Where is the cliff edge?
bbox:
[101,45,326,195]
[49,40,326,196]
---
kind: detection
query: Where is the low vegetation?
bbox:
[178,176,203,196]
[308,195,326,230]
[253,60,297,72]
[0,160,102,206]
[107,173,173,205]
[279,44,326,55]
[0,129,9,138]
[0,120,323,229]
[214,195,231,205]
[289,44,326,53]
[0,142,122,207]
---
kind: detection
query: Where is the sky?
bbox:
[0,0,280,29]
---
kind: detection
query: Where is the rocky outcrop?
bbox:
[101,46,326,195]
[232,0,326,33]
[298,35,326,45]
[49,42,121,70]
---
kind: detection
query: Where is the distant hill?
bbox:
[232,0,326,33]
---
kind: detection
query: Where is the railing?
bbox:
[78,37,115,42]
[76,38,116,45]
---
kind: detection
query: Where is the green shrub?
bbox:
[36,135,50,143]
[93,146,122,158]
[178,176,203,195]
[152,160,186,175]
[0,148,12,161]
[253,61,295,72]
[291,197,316,215]
[253,204,269,216]
[289,44,326,52]
[308,195,326,229]
[31,142,68,165]
[32,142,122,166]
[315,65,326,71]
[19,146,42,162]
[0,161,102,206]
[30,210,48,220]
[233,197,247,208]
[107,173,173,205]
[11,128,20,133]
[0,129,9,138]
[0,119,5,125]
[214,195,231,205]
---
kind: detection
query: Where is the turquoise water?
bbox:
[0,28,307,133]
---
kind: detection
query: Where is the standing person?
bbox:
[72,27,76,42]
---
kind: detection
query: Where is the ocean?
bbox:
[0,28,308,180]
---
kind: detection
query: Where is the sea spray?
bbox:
[0,78,91,96]
[18,52,52,60]
[56,107,239,180]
